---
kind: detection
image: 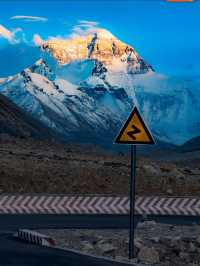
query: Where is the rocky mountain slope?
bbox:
[0,64,131,144]
[0,93,59,140]
[0,29,199,146]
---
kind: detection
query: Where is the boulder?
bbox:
[97,241,116,254]
[142,164,159,176]
[137,220,157,229]
[138,246,160,264]
[82,240,94,251]
[188,242,196,253]
[179,251,189,261]
[150,237,160,244]
[170,168,185,179]
[166,189,173,195]
[189,169,200,175]
[134,237,144,249]
[196,236,200,245]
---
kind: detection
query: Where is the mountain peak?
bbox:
[91,29,116,40]
[42,28,153,74]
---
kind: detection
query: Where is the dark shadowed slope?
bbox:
[180,136,200,152]
[0,93,60,140]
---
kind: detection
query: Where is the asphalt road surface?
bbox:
[0,214,200,230]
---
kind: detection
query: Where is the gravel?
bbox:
[0,137,200,195]
[39,222,200,266]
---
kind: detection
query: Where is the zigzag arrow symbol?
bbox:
[127,124,141,140]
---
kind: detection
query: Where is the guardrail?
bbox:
[0,195,199,216]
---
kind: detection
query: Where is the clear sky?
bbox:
[0,0,200,77]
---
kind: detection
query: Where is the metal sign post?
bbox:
[129,145,136,259]
[115,106,155,260]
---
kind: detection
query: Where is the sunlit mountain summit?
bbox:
[42,29,153,74]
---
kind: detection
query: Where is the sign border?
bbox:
[115,106,155,145]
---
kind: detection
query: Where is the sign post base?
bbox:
[129,145,137,259]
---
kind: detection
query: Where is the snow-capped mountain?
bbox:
[0,63,132,143]
[0,29,199,145]
[42,29,153,75]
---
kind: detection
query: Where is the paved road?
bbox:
[0,231,136,266]
[0,214,199,266]
[0,214,200,230]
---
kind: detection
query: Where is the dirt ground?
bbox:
[0,135,200,195]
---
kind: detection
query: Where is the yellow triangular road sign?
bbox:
[115,106,155,144]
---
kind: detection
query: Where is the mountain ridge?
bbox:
[0,28,199,147]
[0,93,61,140]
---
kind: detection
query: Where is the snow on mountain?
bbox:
[132,74,200,144]
[56,60,96,84]
[0,60,131,143]
[0,29,199,145]
[0,92,60,140]
[41,28,153,75]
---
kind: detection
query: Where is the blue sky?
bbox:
[0,0,200,77]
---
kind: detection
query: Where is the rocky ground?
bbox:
[39,222,200,266]
[0,135,200,195]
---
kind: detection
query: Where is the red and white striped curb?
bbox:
[0,195,200,216]
[14,229,55,247]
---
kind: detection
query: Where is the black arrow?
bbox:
[127,124,141,140]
